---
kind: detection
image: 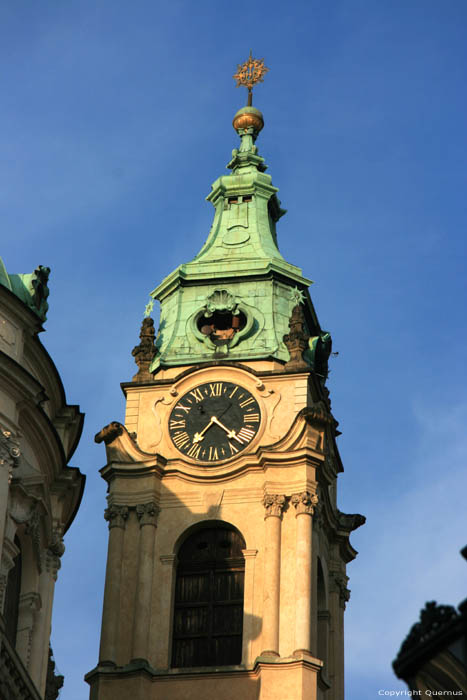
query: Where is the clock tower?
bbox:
[86,57,364,700]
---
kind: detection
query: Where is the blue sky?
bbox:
[1,1,466,698]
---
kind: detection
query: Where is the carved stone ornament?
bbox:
[25,504,42,574]
[45,533,65,580]
[283,304,310,371]
[95,422,124,446]
[291,491,318,516]
[263,493,286,518]
[45,646,64,700]
[104,505,129,530]
[205,289,237,315]
[302,402,335,428]
[331,572,351,609]
[0,426,21,482]
[132,317,156,382]
[337,510,366,532]
[136,502,160,527]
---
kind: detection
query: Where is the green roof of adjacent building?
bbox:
[0,258,50,322]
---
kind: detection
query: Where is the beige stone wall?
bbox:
[91,362,353,700]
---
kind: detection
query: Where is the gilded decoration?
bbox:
[233,51,269,106]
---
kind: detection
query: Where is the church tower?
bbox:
[86,57,364,700]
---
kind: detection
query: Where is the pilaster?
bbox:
[291,491,318,655]
[261,494,286,657]
[99,505,129,665]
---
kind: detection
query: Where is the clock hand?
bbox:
[193,417,215,444]
[210,416,242,443]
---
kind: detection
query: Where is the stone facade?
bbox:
[0,261,84,699]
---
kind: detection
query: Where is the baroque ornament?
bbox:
[284,305,310,371]
[132,317,156,381]
[104,505,129,530]
[0,426,21,482]
[136,502,160,527]
[291,491,318,516]
[263,493,286,518]
[233,51,269,106]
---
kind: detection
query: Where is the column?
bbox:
[328,570,349,700]
[0,427,20,573]
[29,534,64,695]
[261,494,286,657]
[241,548,258,665]
[99,505,128,664]
[155,554,177,668]
[291,491,317,654]
[131,501,159,662]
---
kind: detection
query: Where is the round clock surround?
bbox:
[168,381,261,462]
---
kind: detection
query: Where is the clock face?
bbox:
[168,381,261,462]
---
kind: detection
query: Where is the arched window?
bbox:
[4,536,22,647]
[171,525,245,668]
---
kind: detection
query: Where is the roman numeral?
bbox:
[176,403,191,414]
[189,388,204,403]
[236,427,255,444]
[228,442,239,456]
[208,446,219,461]
[170,419,186,429]
[172,431,190,449]
[209,383,223,397]
[239,397,255,408]
[229,386,239,398]
[244,413,260,423]
[187,443,202,459]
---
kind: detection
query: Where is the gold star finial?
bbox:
[233,50,269,106]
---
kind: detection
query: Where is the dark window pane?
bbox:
[176,573,210,603]
[213,604,243,634]
[171,526,245,668]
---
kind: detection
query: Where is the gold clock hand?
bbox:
[193,417,215,444]
[211,416,242,443]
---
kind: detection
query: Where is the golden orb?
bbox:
[232,106,264,134]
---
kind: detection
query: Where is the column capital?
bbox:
[330,571,350,609]
[242,548,258,559]
[104,505,129,529]
[160,554,177,566]
[263,493,286,519]
[136,501,160,527]
[291,491,318,516]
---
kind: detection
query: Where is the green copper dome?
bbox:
[148,105,325,373]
